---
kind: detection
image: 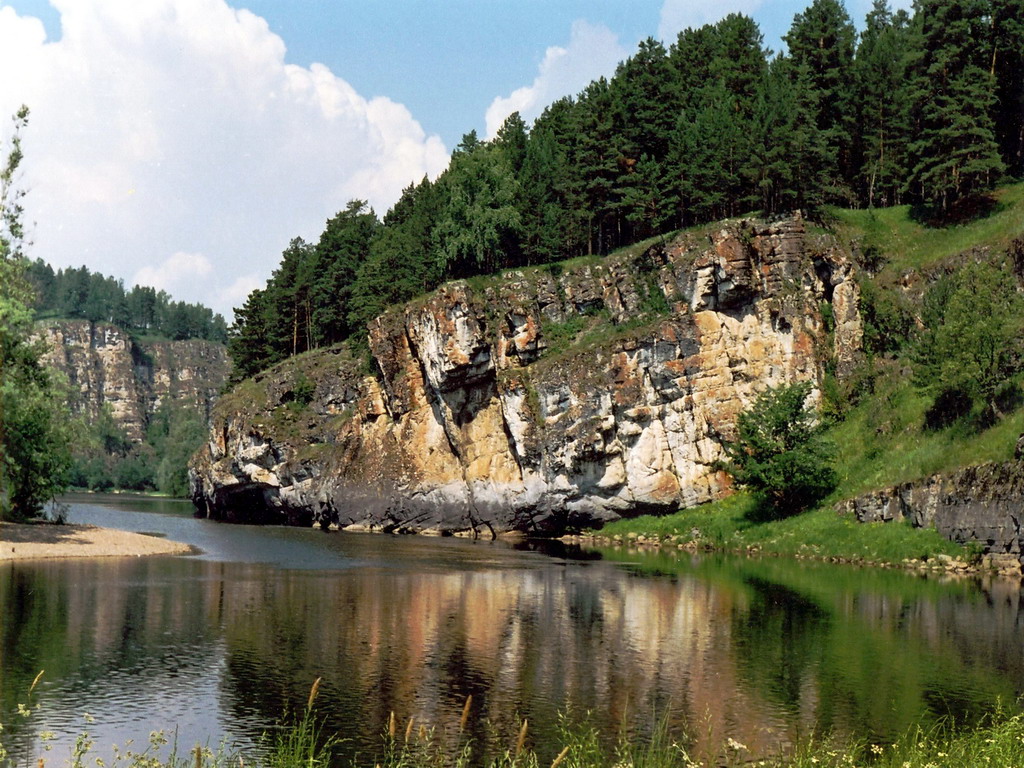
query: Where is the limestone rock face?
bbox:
[39,320,230,441]
[191,216,862,535]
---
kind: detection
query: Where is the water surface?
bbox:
[2,496,1022,765]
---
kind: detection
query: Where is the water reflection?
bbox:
[2,501,1023,766]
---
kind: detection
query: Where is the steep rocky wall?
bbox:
[191,216,862,534]
[39,320,231,441]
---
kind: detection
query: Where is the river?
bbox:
[1,495,1022,766]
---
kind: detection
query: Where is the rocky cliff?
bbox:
[190,215,862,535]
[39,320,231,440]
[837,459,1024,563]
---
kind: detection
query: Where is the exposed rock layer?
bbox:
[191,217,861,535]
[837,460,1024,560]
[39,320,230,440]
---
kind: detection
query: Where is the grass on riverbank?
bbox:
[586,492,970,566]
[7,696,1024,768]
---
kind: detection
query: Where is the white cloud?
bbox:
[132,251,213,303]
[484,20,627,140]
[657,0,766,42]
[0,0,450,318]
[216,272,264,313]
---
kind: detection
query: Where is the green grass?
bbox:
[590,491,967,565]
[828,181,1024,272]
[828,375,1024,499]
[7,695,1024,768]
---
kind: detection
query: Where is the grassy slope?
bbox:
[828,181,1024,272]
[590,183,1024,563]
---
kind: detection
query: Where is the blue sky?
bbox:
[0,0,904,316]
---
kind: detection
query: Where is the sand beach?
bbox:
[0,522,193,561]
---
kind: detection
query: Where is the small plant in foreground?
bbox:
[4,673,1024,768]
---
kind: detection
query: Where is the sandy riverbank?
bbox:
[0,522,193,561]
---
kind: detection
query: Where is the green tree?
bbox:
[309,200,378,345]
[916,258,1024,425]
[0,106,71,520]
[227,287,280,385]
[721,381,837,517]
[784,0,858,201]
[573,78,621,254]
[673,86,748,222]
[147,401,207,497]
[989,0,1024,178]
[904,0,1004,212]
[433,139,522,277]
[854,0,913,207]
[744,56,832,214]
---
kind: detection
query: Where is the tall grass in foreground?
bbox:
[3,677,1024,768]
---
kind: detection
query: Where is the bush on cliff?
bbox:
[721,381,837,518]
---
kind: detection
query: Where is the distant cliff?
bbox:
[39,320,231,440]
[190,215,862,535]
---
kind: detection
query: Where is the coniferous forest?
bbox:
[228,0,1024,382]
[26,260,229,344]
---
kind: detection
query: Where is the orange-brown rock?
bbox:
[190,216,862,535]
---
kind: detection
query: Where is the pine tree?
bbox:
[744,57,832,214]
[573,78,620,254]
[309,200,378,345]
[673,86,747,222]
[529,97,589,259]
[668,25,719,115]
[854,0,912,207]
[227,288,283,384]
[904,0,1005,212]
[989,0,1024,177]
[784,0,858,202]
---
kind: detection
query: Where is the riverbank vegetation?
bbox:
[580,493,969,566]
[63,401,207,497]
[0,107,70,521]
[4,688,1024,768]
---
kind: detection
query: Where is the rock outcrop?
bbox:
[39,320,231,440]
[191,216,862,535]
[837,459,1024,560]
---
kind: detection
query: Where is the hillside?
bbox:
[192,183,1024,561]
[579,184,1024,563]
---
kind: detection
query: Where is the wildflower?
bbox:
[83,712,95,724]
[726,737,747,751]
[870,744,884,755]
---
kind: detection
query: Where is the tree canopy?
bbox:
[229,0,1023,381]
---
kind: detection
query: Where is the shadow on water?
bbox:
[2,496,1022,765]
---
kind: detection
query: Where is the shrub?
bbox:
[721,381,837,518]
